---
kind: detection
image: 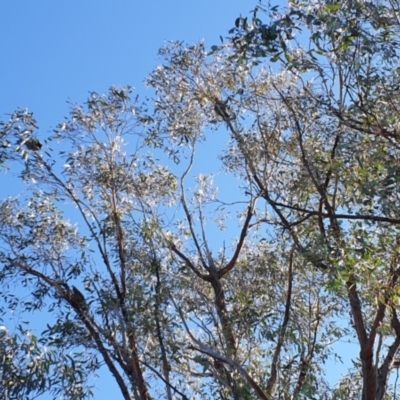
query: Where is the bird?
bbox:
[71,286,86,308]
[213,96,234,121]
[25,138,42,151]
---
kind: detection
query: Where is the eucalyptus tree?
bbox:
[221,1,400,399]
[2,0,400,399]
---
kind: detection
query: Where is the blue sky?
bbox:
[1,1,255,129]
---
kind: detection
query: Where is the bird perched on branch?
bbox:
[57,282,87,312]
[213,96,235,121]
[25,138,42,151]
[71,286,86,308]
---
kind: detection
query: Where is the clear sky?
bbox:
[1,1,255,129]
[0,1,260,399]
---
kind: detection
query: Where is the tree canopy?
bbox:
[2,1,400,399]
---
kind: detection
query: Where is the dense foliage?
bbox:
[2,1,400,399]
